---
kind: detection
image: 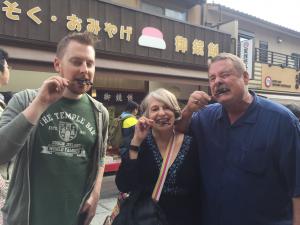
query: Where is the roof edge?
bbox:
[207,3,300,38]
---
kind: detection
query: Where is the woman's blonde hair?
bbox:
[140,88,181,120]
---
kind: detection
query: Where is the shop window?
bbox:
[165,8,186,21]
[292,53,300,70]
[259,41,268,63]
[141,1,187,21]
[141,2,163,16]
[237,31,254,58]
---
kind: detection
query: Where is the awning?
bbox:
[258,92,300,105]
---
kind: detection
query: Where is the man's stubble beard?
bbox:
[67,83,91,95]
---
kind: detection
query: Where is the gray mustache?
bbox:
[215,84,229,95]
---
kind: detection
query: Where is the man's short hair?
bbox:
[125,100,139,113]
[141,88,181,120]
[209,52,247,75]
[0,48,8,72]
[56,32,98,58]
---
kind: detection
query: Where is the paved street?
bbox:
[91,175,119,225]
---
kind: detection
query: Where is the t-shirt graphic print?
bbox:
[30,94,97,225]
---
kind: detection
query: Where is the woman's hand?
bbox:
[130,116,154,146]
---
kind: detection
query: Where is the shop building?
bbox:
[204,3,300,104]
[0,0,233,172]
[0,0,231,116]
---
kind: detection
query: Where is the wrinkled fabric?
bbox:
[0,176,8,225]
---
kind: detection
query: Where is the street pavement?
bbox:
[91,175,118,225]
[91,197,117,225]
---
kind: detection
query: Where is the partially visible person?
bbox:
[284,103,300,121]
[119,100,139,157]
[0,48,10,225]
[0,32,109,225]
[0,177,5,225]
[116,88,201,225]
[104,100,139,224]
[0,94,6,118]
[0,48,10,116]
[176,53,300,225]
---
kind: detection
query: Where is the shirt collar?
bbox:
[216,90,259,124]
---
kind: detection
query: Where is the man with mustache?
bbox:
[177,53,300,225]
[0,32,109,225]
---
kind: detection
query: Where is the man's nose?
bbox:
[215,76,224,84]
[80,62,88,73]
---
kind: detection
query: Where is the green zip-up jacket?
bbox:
[0,89,109,225]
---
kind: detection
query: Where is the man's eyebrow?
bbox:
[69,57,95,63]
[220,69,232,74]
[208,69,233,77]
[69,56,82,60]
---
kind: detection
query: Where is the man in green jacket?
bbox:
[0,32,109,225]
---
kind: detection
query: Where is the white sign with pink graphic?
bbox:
[138,27,166,50]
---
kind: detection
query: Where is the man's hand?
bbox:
[175,91,211,133]
[293,197,300,225]
[80,190,100,225]
[186,91,211,114]
[35,76,69,107]
[79,166,104,225]
[22,76,69,125]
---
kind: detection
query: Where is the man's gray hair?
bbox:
[209,53,247,75]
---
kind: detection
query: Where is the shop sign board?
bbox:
[0,0,231,68]
[261,64,300,93]
[95,90,145,105]
[240,39,254,79]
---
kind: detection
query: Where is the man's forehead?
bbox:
[209,60,234,72]
[68,41,93,50]
[211,59,233,67]
[63,43,95,58]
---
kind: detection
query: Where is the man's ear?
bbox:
[243,71,250,85]
[53,57,61,73]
